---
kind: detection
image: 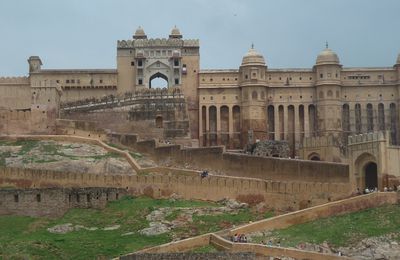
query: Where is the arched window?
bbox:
[366,103,373,132]
[378,103,385,131]
[355,103,362,134]
[319,91,324,99]
[149,72,168,88]
[252,91,258,100]
[267,105,275,140]
[390,103,398,144]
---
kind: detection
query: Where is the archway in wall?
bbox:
[364,162,378,189]
[354,152,378,190]
[155,116,163,128]
[308,152,321,161]
[149,73,168,88]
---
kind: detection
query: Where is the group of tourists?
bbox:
[231,233,248,243]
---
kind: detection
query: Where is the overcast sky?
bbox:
[1,0,399,76]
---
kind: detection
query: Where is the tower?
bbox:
[239,45,268,145]
[314,44,342,137]
[27,56,42,73]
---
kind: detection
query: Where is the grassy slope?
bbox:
[0,196,270,259]
[252,204,400,248]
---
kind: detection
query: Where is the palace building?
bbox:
[1,26,400,189]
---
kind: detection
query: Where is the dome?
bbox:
[316,47,340,65]
[241,46,266,66]
[169,26,182,39]
[133,26,147,39]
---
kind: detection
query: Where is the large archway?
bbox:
[364,162,378,190]
[149,72,168,88]
[354,152,378,190]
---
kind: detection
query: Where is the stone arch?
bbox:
[354,152,378,190]
[149,72,168,88]
[308,152,321,161]
[155,116,163,128]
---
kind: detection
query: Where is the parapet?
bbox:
[0,76,30,84]
[301,135,339,148]
[117,38,199,49]
[347,132,385,145]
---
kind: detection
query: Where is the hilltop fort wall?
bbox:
[0,187,126,217]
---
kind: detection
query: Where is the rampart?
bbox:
[0,187,125,217]
[0,166,350,211]
[112,134,350,184]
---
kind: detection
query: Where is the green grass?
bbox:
[0,196,268,259]
[129,152,143,159]
[0,140,122,165]
[252,204,400,248]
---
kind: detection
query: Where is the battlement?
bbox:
[301,135,339,148]
[347,132,386,145]
[0,76,29,84]
[117,38,199,49]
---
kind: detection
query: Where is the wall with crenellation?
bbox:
[0,187,126,217]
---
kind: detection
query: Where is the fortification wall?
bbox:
[0,78,31,110]
[0,187,125,217]
[0,167,350,211]
[229,192,399,235]
[0,108,57,135]
[115,136,349,184]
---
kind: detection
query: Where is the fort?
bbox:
[1,26,400,259]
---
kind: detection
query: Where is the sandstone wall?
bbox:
[229,192,399,235]
[115,136,349,184]
[0,187,125,217]
[0,167,350,211]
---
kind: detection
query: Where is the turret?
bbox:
[169,26,183,39]
[314,44,343,137]
[239,45,268,145]
[133,26,147,40]
[28,56,42,73]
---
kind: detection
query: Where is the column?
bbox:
[216,105,221,145]
[199,106,203,145]
[274,105,280,140]
[304,104,310,138]
[294,104,300,146]
[205,106,209,146]
[283,105,288,140]
[229,106,234,148]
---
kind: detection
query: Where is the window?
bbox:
[210,96,213,100]
[138,60,143,67]
[99,79,103,84]
[66,79,70,84]
[138,79,143,85]
[71,79,75,83]
[56,80,60,83]
[131,61,135,66]
[174,59,179,66]
[77,79,80,84]
[174,78,179,85]
[14,194,19,202]
[299,77,302,80]
[36,194,41,202]
[320,74,323,79]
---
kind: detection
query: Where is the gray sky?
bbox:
[1,0,400,76]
